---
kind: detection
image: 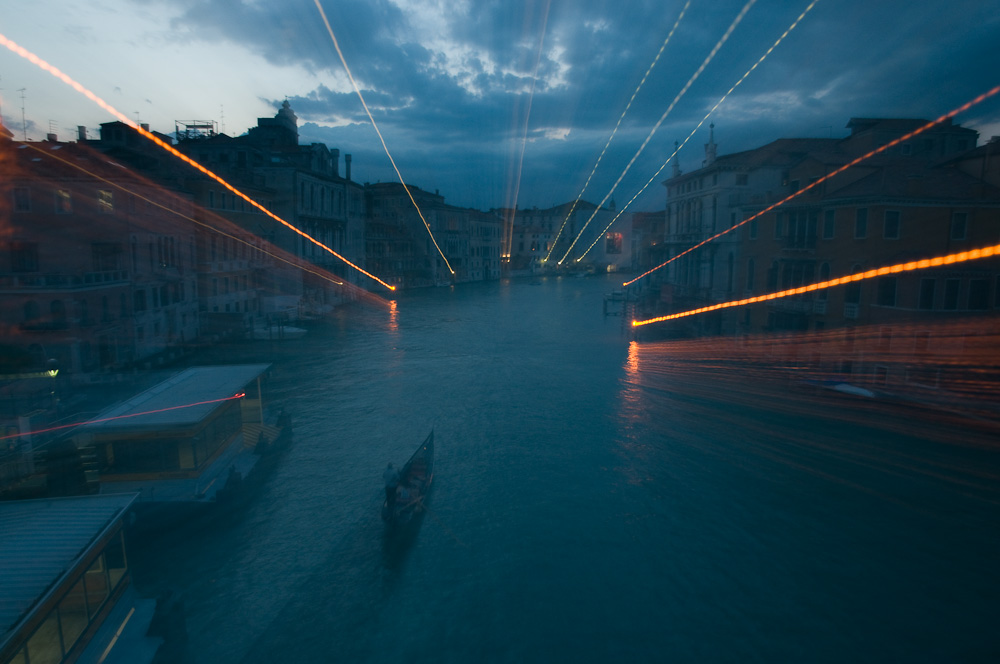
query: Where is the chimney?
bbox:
[345,154,352,181]
[77,126,87,141]
[671,141,681,178]
[331,148,340,177]
[140,123,150,132]
[46,133,57,142]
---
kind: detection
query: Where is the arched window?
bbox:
[845,264,862,305]
[818,263,831,300]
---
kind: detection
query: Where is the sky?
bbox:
[2,0,999,212]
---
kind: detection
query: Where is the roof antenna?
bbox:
[18,88,27,140]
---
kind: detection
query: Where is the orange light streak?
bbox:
[624,83,1000,287]
[312,0,453,276]
[574,0,820,262]
[542,1,690,264]
[0,31,396,292]
[558,0,757,265]
[632,243,1000,327]
[0,393,246,442]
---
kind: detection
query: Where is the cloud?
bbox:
[59,0,994,209]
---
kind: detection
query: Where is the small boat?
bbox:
[382,431,434,526]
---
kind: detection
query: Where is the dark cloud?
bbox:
[137,0,1000,210]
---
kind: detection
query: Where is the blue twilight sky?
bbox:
[2,0,999,212]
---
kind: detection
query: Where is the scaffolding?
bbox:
[175,120,218,141]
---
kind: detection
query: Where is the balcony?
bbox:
[781,235,816,252]
[844,303,859,319]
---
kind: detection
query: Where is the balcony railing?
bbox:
[769,296,813,313]
[781,235,817,251]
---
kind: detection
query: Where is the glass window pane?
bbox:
[26,611,63,664]
[823,209,835,239]
[84,555,110,618]
[59,576,89,651]
[105,531,129,589]
[944,279,960,310]
[919,279,935,310]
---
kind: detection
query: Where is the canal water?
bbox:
[132,274,1000,663]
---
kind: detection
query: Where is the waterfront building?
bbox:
[737,120,998,335]
[642,117,991,335]
[365,182,503,287]
[0,131,200,375]
[655,128,839,333]
[630,210,667,274]
[172,103,367,314]
[503,201,630,274]
[0,493,164,664]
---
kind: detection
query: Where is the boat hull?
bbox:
[382,431,434,529]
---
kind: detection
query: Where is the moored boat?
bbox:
[381,431,434,527]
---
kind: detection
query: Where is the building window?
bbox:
[10,241,40,272]
[854,208,867,239]
[605,232,622,254]
[208,190,215,208]
[823,209,835,239]
[950,212,967,240]
[133,289,146,312]
[98,190,114,213]
[845,265,863,305]
[943,279,960,310]
[745,259,755,292]
[919,278,935,309]
[876,276,897,306]
[13,186,30,212]
[818,262,831,300]
[774,213,783,239]
[883,210,900,239]
[766,260,779,290]
[92,243,124,271]
[968,279,989,310]
[55,189,72,213]
[749,218,757,239]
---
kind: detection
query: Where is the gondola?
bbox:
[382,431,434,527]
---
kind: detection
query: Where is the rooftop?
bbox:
[0,493,137,645]
[79,364,270,433]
